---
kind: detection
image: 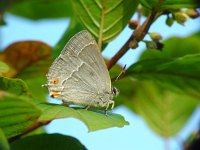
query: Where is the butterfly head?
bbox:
[112,87,119,96]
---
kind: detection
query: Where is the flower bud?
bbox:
[143,40,164,51]
[129,39,138,49]
[185,9,199,19]
[149,32,162,42]
[144,40,157,49]
[174,12,189,25]
[129,20,139,29]
[166,16,174,27]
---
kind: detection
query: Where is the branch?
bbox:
[106,11,158,70]
[137,7,142,26]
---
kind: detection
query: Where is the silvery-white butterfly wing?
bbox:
[46,30,113,108]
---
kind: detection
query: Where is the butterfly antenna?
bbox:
[114,64,127,82]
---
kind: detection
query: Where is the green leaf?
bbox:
[17,58,51,102]
[0,61,9,75]
[113,77,136,106]
[139,0,199,10]
[127,54,200,99]
[8,0,73,20]
[123,32,200,137]
[0,77,44,138]
[0,128,9,150]
[127,81,198,137]
[37,103,129,131]
[0,77,29,96]
[72,0,138,44]
[25,127,46,137]
[10,133,86,150]
[139,0,158,9]
[0,96,41,138]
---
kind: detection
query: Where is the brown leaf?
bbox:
[0,41,51,77]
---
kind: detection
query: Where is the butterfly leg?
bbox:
[104,103,109,115]
[107,100,115,110]
[104,100,115,115]
[105,102,110,111]
[110,100,115,110]
[104,110,108,115]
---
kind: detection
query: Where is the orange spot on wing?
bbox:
[52,91,59,97]
[53,79,59,84]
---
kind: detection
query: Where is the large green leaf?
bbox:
[127,81,198,137]
[72,0,138,44]
[37,103,129,131]
[0,77,41,139]
[139,0,199,10]
[127,54,200,99]
[0,128,9,150]
[10,133,86,150]
[0,96,41,138]
[123,33,200,137]
[8,0,73,20]
[17,58,51,102]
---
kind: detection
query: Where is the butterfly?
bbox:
[43,30,118,112]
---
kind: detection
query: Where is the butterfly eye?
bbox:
[53,79,59,84]
[112,87,119,96]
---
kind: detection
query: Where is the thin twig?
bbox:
[106,11,158,70]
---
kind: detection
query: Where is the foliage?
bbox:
[0,0,199,149]
[0,77,128,138]
[10,134,86,150]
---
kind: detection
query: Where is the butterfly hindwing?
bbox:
[46,30,112,107]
